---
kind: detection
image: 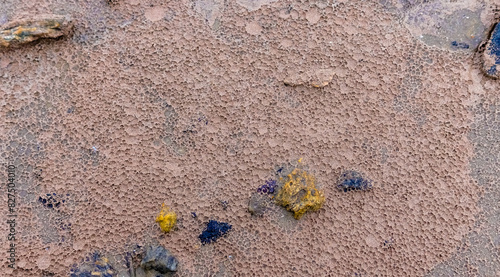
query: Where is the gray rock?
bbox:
[248,192,269,216]
[140,245,178,273]
[482,23,500,79]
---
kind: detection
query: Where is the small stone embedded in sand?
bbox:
[245,21,263,36]
[365,234,379,248]
[36,255,51,270]
[275,168,325,219]
[279,39,293,48]
[305,8,321,24]
[0,57,11,68]
[482,23,500,79]
[237,0,278,11]
[194,0,225,27]
[141,245,179,273]
[0,15,72,48]
[72,240,85,251]
[144,7,166,22]
[284,68,335,88]
[248,192,270,216]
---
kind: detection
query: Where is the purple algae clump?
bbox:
[257,179,277,194]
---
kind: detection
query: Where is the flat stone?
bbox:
[70,254,117,277]
[0,15,72,48]
[284,68,335,88]
[236,0,277,11]
[193,0,224,27]
[248,192,269,216]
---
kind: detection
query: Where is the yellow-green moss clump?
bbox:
[275,168,325,219]
[155,203,177,233]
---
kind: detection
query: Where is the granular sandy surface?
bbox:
[1,0,500,276]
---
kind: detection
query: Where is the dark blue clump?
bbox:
[337,171,372,192]
[257,179,277,194]
[489,23,500,64]
[199,220,232,244]
[38,193,63,209]
[451,41,469,49]
[488,65,498,75]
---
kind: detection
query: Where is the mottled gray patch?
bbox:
[405,2,486,51]
[427,101,500,276]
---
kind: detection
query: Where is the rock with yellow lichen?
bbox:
[70,253,116,277]
[155,203,177,233]
[275,168,325,219]
[0,15,72,48]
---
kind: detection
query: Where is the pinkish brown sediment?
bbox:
[1,0,498,276]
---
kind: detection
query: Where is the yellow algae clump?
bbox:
[155,203,177,233]
[275,168,325,219]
